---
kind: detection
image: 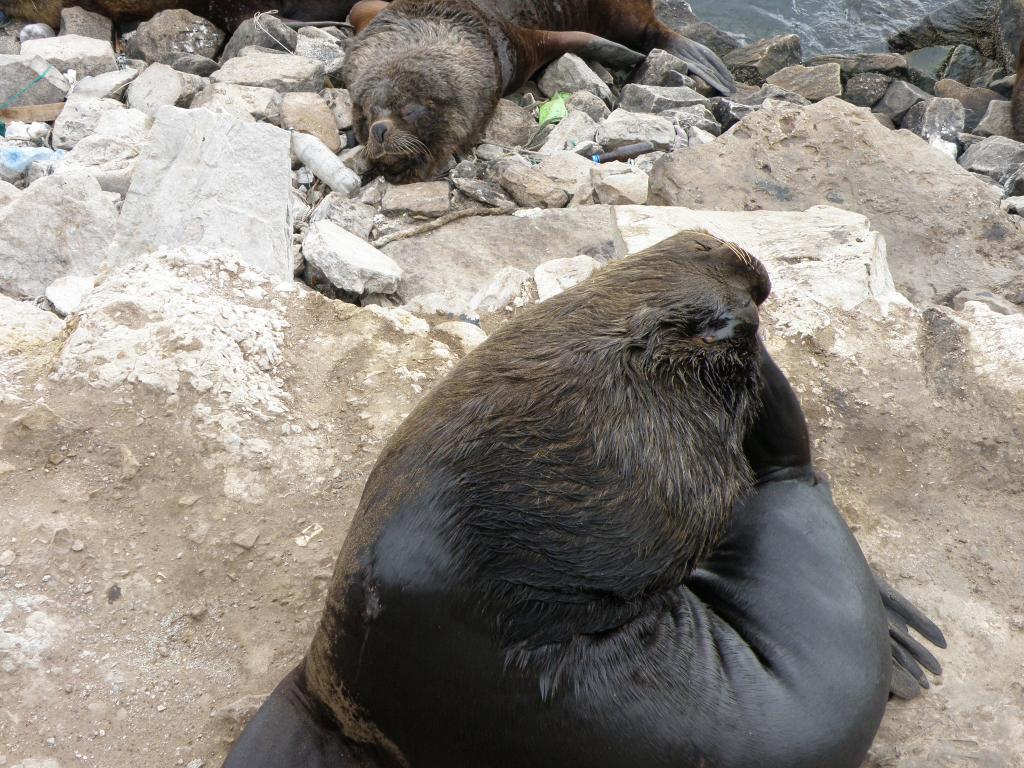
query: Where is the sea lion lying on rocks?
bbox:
[343,0,736,182]
[222,232,946,768]
[1013,39,1024,141]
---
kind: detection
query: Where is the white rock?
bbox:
[20,34,117,78]
[537,152,595,204]
[302,220,402,296]
[596,109,676,151]
[538,111,599,154]
[112,107,294,281]
[0,179,19,207]
[1000,196,1024,215]
[0,54,70,105]
[435,320,487,350]
[294,27,345,65]
[0,173,117,297]
[468,266,532,311]
[954,302,1024,393]
[51,95,124,149]
[534,255,602,301]
[56,134,142,194]
[190,82,282,124]
[687,125,716,146]
[592,163,649,204]
[538,53,612,104]
[94,107,151,142]
[126,62,205,116]
[45,275,95,316]
[211,50,325,93]
[72,67,139,100]
[0,294,64,350]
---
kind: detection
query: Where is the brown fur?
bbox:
[1013,39,1024,142]
[304,232,771,752]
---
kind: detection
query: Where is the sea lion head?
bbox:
[344,16,500,183]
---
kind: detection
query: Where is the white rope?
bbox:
[252,10,298,55]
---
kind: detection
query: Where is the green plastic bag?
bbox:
[538,92,571,127]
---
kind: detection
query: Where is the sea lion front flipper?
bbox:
[349,0,390,33]
[513,28,645,86]
[875,573,947,700]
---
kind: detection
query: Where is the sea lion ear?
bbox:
[349,0,390,33]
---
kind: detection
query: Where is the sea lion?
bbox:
[1013,39,1024,142]
[223,232,946,768]
[342,0,736,182]
[0,0,355,32]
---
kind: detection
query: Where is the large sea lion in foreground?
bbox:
[223,232,946,768]
[342,0,736,182]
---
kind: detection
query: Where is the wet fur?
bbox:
[344,2,500,182]
[304,232,772,752]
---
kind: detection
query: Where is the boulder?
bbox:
[126,9,225,65]
[595,109,675,151]
[958,135,1024,183]
[0,54,70,105]
[536,152,595,205]
[72,67,138,99]
[221,17,297,61]
[190,82,282,124]
[904,45,955,91]
[112,106,294,281]
[934,79,1005,132]
[537,53,612,103]
[59,6,113,41]
[533,255,601,301]
[804,53,908,80]
[481,99,536,147]
[280,91,340,151]
[0,173,117,298]
[45,274,95,316]
[843,73,892,108]
[323,88,354,129]
[901,97,967,145]
[302,220,402,298]
[170,53,219,77]
[661,104,721,135]
[20,34,117,78]
[591,163,649,205]
[618,84,708,113]
[708,96,758,129]
[943,44,998,86]
[566,91,610,122]
[873,79,933,123]
[294,27,345,70]
[126,62,205,115]
[56,134,141,194]
[648,98,1024,302]
[211,50,325,93]
[974,100,1016,137]
[537,110,598,154]
[722,35,802,85]
[766,63,842,102]
[630,49,693,88]
[51,95,123,149]
[310,193,376,241]
[381,181,451,218]
[494,159,570,208]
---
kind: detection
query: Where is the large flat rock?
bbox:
[112,106,294,280]
[648,97,1024,302]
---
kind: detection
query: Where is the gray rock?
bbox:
[988,73,1015,98]
[722,35,802,86]
[481,99,536,147]
[113,106,294,280]
[0,173,117,298]
[382,181,450,218]
[740,84,810,107]
[954,288,1020,314]
[629,48,693,87]
[618,84,708,113]
[72,67,138,100]
[766,63,842,102]
[537,53,612,103]
[933,79,1005,132]
[453,177,516,208]
[595,109,675,151]
[687,125,716,146]
[902,97,966,143]
[843,73,892,108]
[647,97,1024,303]
[536,152,595,205]
[0,55,70,106]
[874,79,933,123]
[494,159,570,208]
[591,163,648,205]
[566,91,610,122]
[904,45,955,91]
[944,45,995,85]
[1001,196,1024,215]
[310,193,376,240]
[281,91,340,151]
[537,110,598,154]
[303,220,402,298]
[20,34,117,77]
[51,95,123,149]
[662,104,721,135]
[59,6,112,41]
[170,53,219,77]
[126,9,224,65]
[708,97,757,130]
[190,82,281,124]
[126,62,205,115]
[294,26,345,65]
[469,266,532,312]
[1005,165,1024,197]
[804,53,908,79]
[221,17,296,62]
[322,87,354,129]
[975,100,1016,138]
[211,50,325,93]
[958,136,1024,183]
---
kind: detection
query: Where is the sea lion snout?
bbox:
[370,119,393,143]
[701,299,759,344]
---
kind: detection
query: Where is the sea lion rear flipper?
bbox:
[874,572,947,700]
[349,0,390,33]
[645,24,736,96]
[515,28,645,85]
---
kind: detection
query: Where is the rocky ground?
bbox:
[1,2,1023,767]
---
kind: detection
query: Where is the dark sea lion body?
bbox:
[0,0,355,32]
[222,233,945,768]
[1013,39,1024,141]
[343,0,735,181]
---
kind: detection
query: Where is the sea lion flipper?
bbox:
[875,572,947,649]
[516,28,645,81]
[645,25,736,96]
[349,0,390,33]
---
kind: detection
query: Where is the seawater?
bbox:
[688,0,951,55]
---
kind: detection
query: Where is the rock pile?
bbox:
[0,3,1023,767]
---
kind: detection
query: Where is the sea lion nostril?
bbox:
[370,121,390,143]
